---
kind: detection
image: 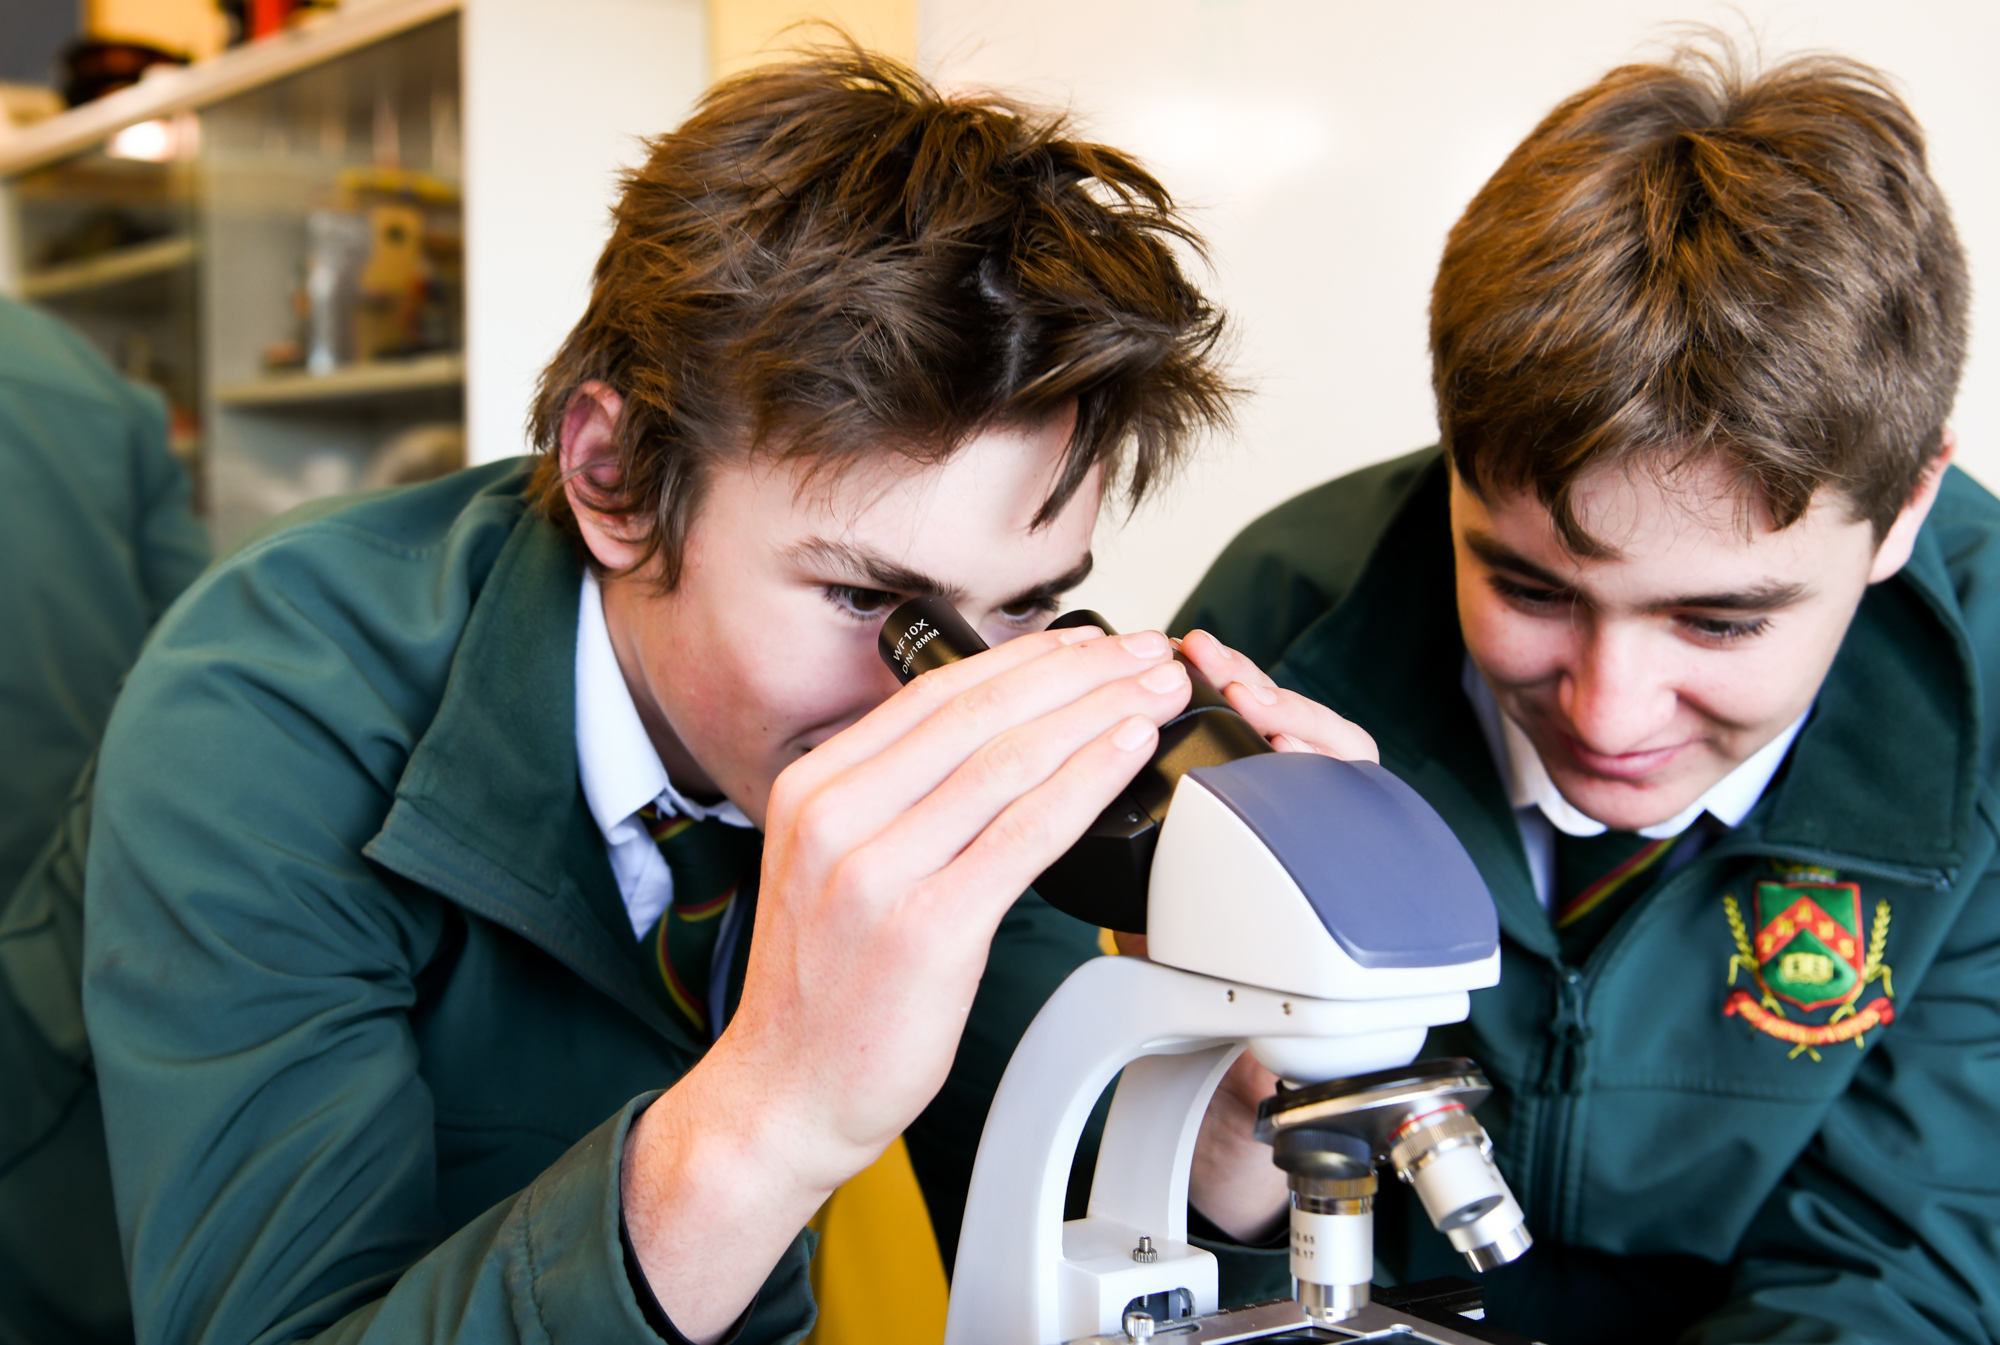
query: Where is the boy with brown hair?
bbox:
[77,52,1372,1345]
[1178,43,1998,1344]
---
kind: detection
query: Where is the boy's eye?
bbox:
[998,597,1058,622]
[824,585,899,619]
[1488,575,1565,610]
[1679,613,1774,643]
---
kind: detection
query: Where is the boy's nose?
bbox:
[1557,627,1679,756]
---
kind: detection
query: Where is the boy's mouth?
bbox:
[1555,733,1692,783]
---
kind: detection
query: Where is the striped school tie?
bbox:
[1551,825,1689,961]
[635,803,762,1038]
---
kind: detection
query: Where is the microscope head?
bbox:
[1146,751,1501,1082]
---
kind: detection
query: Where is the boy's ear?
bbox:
[1868,428,1956,584]
[558,382,643,573]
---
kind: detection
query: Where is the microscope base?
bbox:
[1062,1297,1517,1345]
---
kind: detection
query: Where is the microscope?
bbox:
[880,599,1531,1345]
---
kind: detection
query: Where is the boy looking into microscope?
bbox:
[76,51,1368,1345]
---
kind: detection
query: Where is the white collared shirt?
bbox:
[1461,658,1807,910]
[576,571,754,939]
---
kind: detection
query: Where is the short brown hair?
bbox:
[529,49,1233,583]
[1430,40,1968,551]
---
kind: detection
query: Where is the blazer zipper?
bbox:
[1527,850,1715,1240]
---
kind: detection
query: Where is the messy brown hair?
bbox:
[1430,39,1968,552]
[529,48,1233,583]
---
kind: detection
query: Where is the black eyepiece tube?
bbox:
[1047,608,1116,636]
[876,597,1270,934]
[879,595,989,682]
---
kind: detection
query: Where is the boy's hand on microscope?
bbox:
[1178,628,1379,762]
[624,622,1193,1340]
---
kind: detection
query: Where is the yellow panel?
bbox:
[86,0,228,60]
[709,0,917,80]
[807,1134,949,1344]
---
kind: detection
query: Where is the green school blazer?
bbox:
[1175,449,2000,1345]
[78,463,1121,1345]
[0,294,208,1345]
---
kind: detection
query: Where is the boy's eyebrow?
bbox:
[1463,530,1576,592]
[1000,552,1095,610]
[1464,529,1810,611]
[790,539,960,602]
[788,540,1096,609]
[1651,582,1810,612]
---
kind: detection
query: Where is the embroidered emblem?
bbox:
[1722,879,1894,1061]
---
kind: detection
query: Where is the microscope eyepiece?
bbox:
[875,597,1270,935]
[879,595,988,682]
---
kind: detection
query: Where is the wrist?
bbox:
[686,1024,890,1199]
[621,1049,852,1343]
[630,1048,844,1233]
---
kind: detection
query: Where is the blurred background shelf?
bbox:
[3,0,706,549]
[18,233,196,300]
[216,350,463,407]
[3,1,470,545]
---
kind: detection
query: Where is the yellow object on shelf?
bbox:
[806,1134,948,1345]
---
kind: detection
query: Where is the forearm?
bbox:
[621,1050,857,1343]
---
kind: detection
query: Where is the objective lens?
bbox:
[1386,1106,1532,1272]
[1271,1128,1375,1325]
[1289,1175,1374,1325]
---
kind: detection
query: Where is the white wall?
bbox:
[463,0,708,465]
[922,1,2000,631]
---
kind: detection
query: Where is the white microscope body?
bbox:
[941,752,1526,1345]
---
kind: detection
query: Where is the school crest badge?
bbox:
[1722,874,1894,1061]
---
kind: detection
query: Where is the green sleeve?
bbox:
[0,297,207,1345]
[297,1100,813,1345]
[0,762,129,1345]
[1684,853,2000,1345]
[81,548,810,1345]
[0,309,208,904]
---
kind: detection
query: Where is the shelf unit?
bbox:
[215,349,464,407]
[2,0,709,548]
[17,234,197,301]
